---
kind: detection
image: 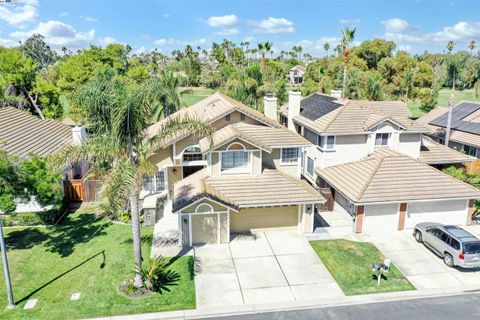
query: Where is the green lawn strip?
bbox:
[0,209,195,320]
[179,87,214,107]
[310,240,415,296]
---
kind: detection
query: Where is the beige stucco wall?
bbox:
[210,110,265,128]
[167,166,182,197]
[324,134,369,167]
[210,145,260,177]
[230,206,298,233]
[301,204,315,233]
[398,133,421,159]
[148,145,173,169]
[262,148,299,178]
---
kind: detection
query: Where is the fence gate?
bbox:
[64,179,83,201]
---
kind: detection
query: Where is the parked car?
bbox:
[413,223,480,268]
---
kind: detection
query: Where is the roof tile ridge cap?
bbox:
[322,103,348,132]
[357,153,388,201]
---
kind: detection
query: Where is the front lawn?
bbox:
[0,209,195,319]
[179,87,214,107]
[310,240,414,295]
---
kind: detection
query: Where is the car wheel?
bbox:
[443,253,455,267]
[415,230,423,243]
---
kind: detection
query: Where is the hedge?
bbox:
[0,204,64,227]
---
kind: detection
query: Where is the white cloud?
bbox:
[207,14,238,27]
[11,20,95,50]
[163,13,170,18]
[154,37,208,47]
[251,17,295,34]
[59,12,69,17]
[0,1,39,29]
[99,36,116,46]
[0,37,18,47]
[133,46,147,54]
[381,18,410,33]
[340,18,360,26]
[398,45,412,52]
[81,16,99,23]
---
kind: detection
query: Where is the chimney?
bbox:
[287,91,301,132]
[263,95,278,121]
[331,90,342,99]
[72,126,87,146]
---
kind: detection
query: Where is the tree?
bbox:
[447,41,455,53]
[54,77,213,288]
[469,40,477,55]
[323,42,330,56]
[20,34,58,71]
[353,39,396,69]
[340,27,356,98]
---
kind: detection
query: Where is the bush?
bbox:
[0,203,63,226]
[136,256,180,292]
[119,210,131,223]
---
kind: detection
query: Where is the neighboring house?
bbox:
[417,102,480,158]
[316,148,480,233]
[0,107,88,211]
[288,65,305,84]
[146,93,325,245]
[274,92,474,233]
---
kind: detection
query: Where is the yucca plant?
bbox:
[136,256,180,291]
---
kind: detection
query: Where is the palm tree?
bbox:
[469,40,477,55]
[340,27,356,98]
[54,77,213,288]
[447,41,455,53]
[323,42,330,56]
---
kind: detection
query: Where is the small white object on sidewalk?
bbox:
[24,299,38,309]
[71,292,81,300]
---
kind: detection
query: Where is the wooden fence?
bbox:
[64,178,102,203]
[466,159,480,173]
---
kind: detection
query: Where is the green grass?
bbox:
[310,239,415,296]
[179,87,214,107]
[408,88,480,118]
[0,209,195,320]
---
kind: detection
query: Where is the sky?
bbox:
[1,0,480,55]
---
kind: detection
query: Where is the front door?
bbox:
[183,165,204,178]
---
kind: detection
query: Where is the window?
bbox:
[183,145,203,162]
[142,171,165,193]
[306,157,314,176]
[319,135,335,150]
[440,232,450,244]
[463,145,477,157]
[280,115,288,126]
[304,128,318,145]
[221,151,249,171]
[449,238,461,250]
[240,113,245,121]
[375,133,390,146]
[225,114,231,122]
[281,148,298,164]
[430,228,442,238]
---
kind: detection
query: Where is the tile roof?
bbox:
[198,123,310,153]
[173,168,325,212]
[419,136,473,165]
[0,107,73,159]
[316,147,480,204]
[281,93,428,134]
[146,92,283,148]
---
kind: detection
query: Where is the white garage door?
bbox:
[405,200,468,229]
[363,204,398,233]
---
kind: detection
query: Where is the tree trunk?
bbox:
[342,65,347,99]
[24,88,45,120]
[130,190,143,288]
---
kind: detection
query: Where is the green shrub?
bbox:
[119,210,131,223]
[136,256,180,292]
[0,203,63,226]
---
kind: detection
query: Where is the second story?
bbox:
[276,91,430,172]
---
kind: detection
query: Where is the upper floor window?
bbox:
[375,133,390,146]
[183,145,203,162]
[142,171,165,193]
[280,115,288,126]
[281,148,298,164]
[463,145,478,157]
[319,135,335,150]
[306,157,314,177]
[221,142,249,172]
[304,128,318,145]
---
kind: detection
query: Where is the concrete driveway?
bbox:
[193,230,343,308]
[366,225,480,291]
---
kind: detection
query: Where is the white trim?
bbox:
[280,147,299,165]
[178,213,183,246]
[297,205,302,232]
[367,118,406,131]
[227,209,231,242]
[182,160,208,167]
[173,196,238,213]
[226,142,247,151]
[195,203,214,214]
[238,201,322,208]
[217,212,221,244]
[188,214,192,247]
[258,150,263,175]
[208,153,212,176]
[173,142,177,159]
[209,137,271,154]
[220,149,251,174]
[317,135,336,151]
[354,197,480,206]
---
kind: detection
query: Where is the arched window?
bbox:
[221,142,249,171]
[182,145,203,162]
[195,203,214,214]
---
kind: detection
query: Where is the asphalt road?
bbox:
[207,293,480,320]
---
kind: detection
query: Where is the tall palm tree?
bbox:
[447,41,455,53]
[264,42,273,58]
[323,42,330,56]
[54,77,213,288]
[340,27,356,98]
[469,40,477,55]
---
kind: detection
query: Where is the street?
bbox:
[207,293,480,320]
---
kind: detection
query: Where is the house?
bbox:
[316,148,480,233]
[145,93,325,245]
[416,102,480,158]
[0,107,89,210]
[275,91,475,233]
[288,65,305,84]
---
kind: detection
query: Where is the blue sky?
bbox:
[1,0,480,55]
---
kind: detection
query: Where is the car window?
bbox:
[464,242,480,254]
[449,238,461,250]
[440,232,450,243]
[430,228,441,237]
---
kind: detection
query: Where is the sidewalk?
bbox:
[86,285,480,320]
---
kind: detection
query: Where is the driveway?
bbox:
[366,225,480,291]
[193,230,343,308]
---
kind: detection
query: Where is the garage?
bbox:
[405,200,468,229]
[230,206,298,233]
[363,204,398,233]
[191,214,218,244]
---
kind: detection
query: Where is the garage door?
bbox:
[405,200,468,229]
[363,204,398,233]
[230,206,298,233]
[191,214,217,244]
